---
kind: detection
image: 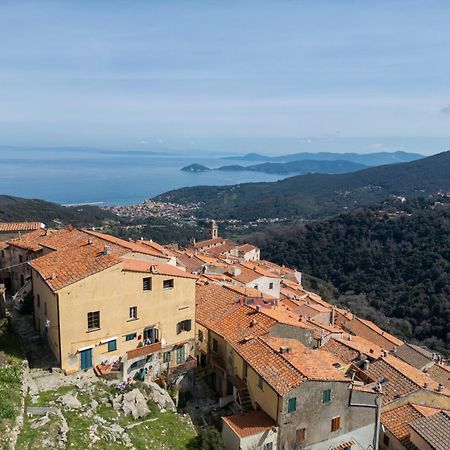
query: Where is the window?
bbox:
[19,255,23,263]
[143,277,152,291]
[37,295,40,308]
[331,416,341,432]
[212,338,219,353]
[177,319,192,334]
[163,278,174,289]
[129,306,138,320]
[263,444,273,450]
[87,311,100,330]
[322,389,331,403]
[176,346,186,364]
[198,330,204,342]
[258,376,264,390]
[288,397,297,413]
[107,339,117,352]
[383,434,390,447]
[296,427,306,443]
[269,282,274,290]
[1,250,4,258]
[125,333,136,341]
[163,351,171,363]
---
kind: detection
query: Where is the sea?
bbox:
[0,147,284,206]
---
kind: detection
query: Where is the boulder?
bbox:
[59,393,82,410]
[144,381,176,412]
[122,389,150,419]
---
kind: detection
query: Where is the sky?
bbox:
[0,0,450,155]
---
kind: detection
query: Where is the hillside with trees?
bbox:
[0,195,119,228]
[157,151,450,220]
[246,201,450,356]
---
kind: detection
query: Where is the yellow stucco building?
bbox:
[28,228,197,381]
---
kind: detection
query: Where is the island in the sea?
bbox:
[181,159,369,175]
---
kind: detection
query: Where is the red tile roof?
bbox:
[426,364,450,388]
[194,237,226,248]
[29,240,124,291]
[0,222,43,232]
[122,259,197,279]
[222,410,276,438]
[381,403,424,444]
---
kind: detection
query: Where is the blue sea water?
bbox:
[0,148,284,205]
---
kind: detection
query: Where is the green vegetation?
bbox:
[0,195,120,227]
[157,151,450,220]
[0,319,24,448]
[16,382,198,450]
[107,217,208,246]
[248,201,450,356]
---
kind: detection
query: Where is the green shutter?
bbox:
[323,389,331,403]
[108,339,117,352]
[288,397,297,412]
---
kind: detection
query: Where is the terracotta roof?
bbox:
[321,339,361,364]
[381,403,424,444]
[426,364,450,388]
[364,356,449,404]
[395,343,434,370]
[330,441,355,450]
[0,222,43,232]
[194,237,226,248]
[196,283,245,328]
[224,284,276,300]
[332,336,384,360]
[0,241,8,250]
[222,410,276,438]
[410,411,450,450]
[237,244,258,253]
[338,314,402,351]
[212,305,277,344]
[235,338,304,395]
[82,229,169,258]
[29,240,125,291]
[262,337,349,382]
[122,259,197,279]
[240,261,279,279]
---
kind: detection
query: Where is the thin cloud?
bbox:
[440,105,450,114]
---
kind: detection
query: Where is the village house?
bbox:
[24,227,197,382]
[195,282,381,450]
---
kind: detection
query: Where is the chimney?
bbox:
[103,245,111,256]
[279,346,289,354]
[256,305,261,313]
[51,272,57,280]
[424,382,428,389]
[438,384,444,393]
[362,360,370,371]
[87,238,93,245]
[250,318,257,327]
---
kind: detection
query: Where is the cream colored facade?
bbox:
[32,260,196,376]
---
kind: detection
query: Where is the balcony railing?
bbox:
[168,355,197,378]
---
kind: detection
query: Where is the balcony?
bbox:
[126,341,162,360]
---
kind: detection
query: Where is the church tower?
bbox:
[211,220,219,239]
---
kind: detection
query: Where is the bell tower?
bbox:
[211,220,219,239]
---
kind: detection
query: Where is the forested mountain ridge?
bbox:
[156,151,450,220]
[246,201,450,356]
[0,195,119,227]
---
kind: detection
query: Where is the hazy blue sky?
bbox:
[1,0,450,154]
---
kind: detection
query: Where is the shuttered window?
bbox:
[331,416,341,431]
[288,397,297,412]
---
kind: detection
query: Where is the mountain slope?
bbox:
[223,150,423,165]
[246,203,450,355]
[0,195,119,227]
[156,151,450,220]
